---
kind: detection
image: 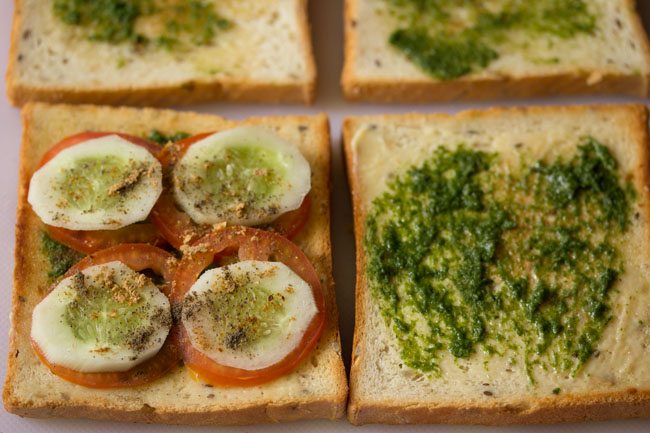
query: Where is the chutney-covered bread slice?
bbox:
[3,103,347,425]
[344,104,650,425]
[342,0,650,102]
[7,0,316,106]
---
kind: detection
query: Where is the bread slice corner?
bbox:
[3,102,347,425]
[344,104,650,425]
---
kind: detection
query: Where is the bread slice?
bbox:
[342,0,650,102]
[3,103,347,425]
[344,104,650,425]
[6,0,316,106]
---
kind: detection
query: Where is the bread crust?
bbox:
[343,104,650,425]
[5,0,316,106]
[3,103,347,425]
[341,0,650,102]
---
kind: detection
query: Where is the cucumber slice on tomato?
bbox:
[172,126,311,226]
[31,261,172,373]
[28,135,162,231]
[181,260,318,371]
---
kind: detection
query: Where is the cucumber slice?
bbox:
[181,260,318,371]
[172,126,311,226]
[31,261,172,373]
[28,135,163,231]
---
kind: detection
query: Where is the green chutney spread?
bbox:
[364,138,635,381]
[52,0,231,51]
[383,0,597,79]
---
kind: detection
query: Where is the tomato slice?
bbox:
[32,244,182,388]
[261,193,312,239]
[150,132,311,250]
[36,132,164,253]
[38,132,162,168]
[46,223,165,255]
[173,226,326,387]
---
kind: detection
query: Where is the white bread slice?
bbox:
[342,0,650,102]
[6,0,316,106]
[3,103,347,425]
[343,104,650,425]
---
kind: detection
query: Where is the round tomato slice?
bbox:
[36,132,164,253]
[32,244,182,389]
[150,133,311,250]
[173,226,326,387]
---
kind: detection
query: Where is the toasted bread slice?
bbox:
[344,104,650,425]
[3,103,347,425]
[342,0,650,102]
[6,0,316,106]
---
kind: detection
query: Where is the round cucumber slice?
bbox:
[31,261,172,373]
[28,135,163,231]
[181,260,318,371]
[172,126,311,226]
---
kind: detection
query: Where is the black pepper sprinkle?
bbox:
[225,328,247,350]
[483,391,493,396]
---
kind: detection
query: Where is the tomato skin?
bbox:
[37,132,165,253]
[150,132,311,249]
[32,244,182,388]
[149,190,202,250]
[46,223,164,255]
[173,226,326,387]
[31,327,182,389]
[261,193,312,240]
[38,132,162,168]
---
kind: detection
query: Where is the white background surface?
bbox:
[1,1,650,432]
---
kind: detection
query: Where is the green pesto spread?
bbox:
[147,130,191,145]
[53,0,230,51]
[365,138,635,381]
[41,232,83,279]
[383,0,596,79]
